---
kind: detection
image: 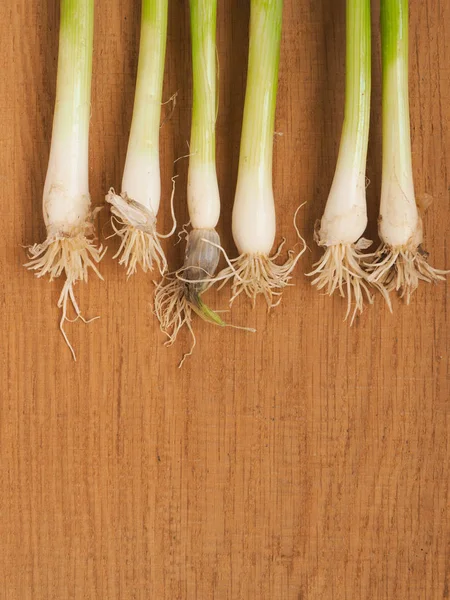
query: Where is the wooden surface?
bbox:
[1,1,449,598]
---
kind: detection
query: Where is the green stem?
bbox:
[238,0,283,176]
[54,0,94,147]
[189,0,217,166]
[190,294,225,327]
[44,0,94,220]
[381,0,413,186]
[336,0,371,179]
[126,0,168,159]
[378,0,418,247]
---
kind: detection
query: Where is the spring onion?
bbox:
[106,0,173,276]
[308,0,377,322]
[367,0,447,301]
[154,0,225,357]
[217,0,305,307]
[26,0,104,359]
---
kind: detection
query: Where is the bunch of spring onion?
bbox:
[154,0,226,360]
[217,0,305,307]
[366,0,447,300]
[308,0,381,322]
[106,0,175,276]
[26,0,104,359]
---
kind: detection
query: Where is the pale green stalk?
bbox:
[238,0,282,177]
[231,0,283,256]
[187,0,220,230]
[319,0,371,245]
[54,0,93,145]
[189,0,217,166]
[122,0,168,189]
[379,0,417,247]
[381,0,412,183]
[44,0,94,215]
[335,0,371,192]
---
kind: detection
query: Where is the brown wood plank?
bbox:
[0,0,448,598]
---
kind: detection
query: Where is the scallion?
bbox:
[367,0,447,301]
[154,0,225,357]
[308,0,377,322]
[218,0,305,308]
[106,0,172,276]
[26,0,104,359]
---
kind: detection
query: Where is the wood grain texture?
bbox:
[1,1,449,598]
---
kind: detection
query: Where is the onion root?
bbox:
[308,238,382,324]
[366,243,448,305]
[106,189,167,276]
[218,239,305,309]
[25,226,104,359]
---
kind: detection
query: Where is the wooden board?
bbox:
[1,1,449,598]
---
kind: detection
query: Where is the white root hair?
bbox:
[106,179,177,277]
[25,225,105,360]
[366,244,448,305]
[154,266,255,367]
[153,274,197,368]
[107,190,166,276]
[308,238,385,324]
[217,205,307,308]
[218,240,306,309]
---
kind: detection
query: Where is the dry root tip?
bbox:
[25,232,105,359]
[218,240,305,309]
[154,274,225,367]
[154,228,257,366]
[307,240,381,324]
[154,276,195,358]
[366,244,448,305]
[106,190,167,276]
[153,228,222,365]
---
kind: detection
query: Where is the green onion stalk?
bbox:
[366,0,447,302]
[154,0,227,364]
[26,0,104,359]
[308,0,380,323]
[106,0,174,277]
[217,0,305,308]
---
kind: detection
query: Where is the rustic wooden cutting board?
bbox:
[0,1,448,598]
